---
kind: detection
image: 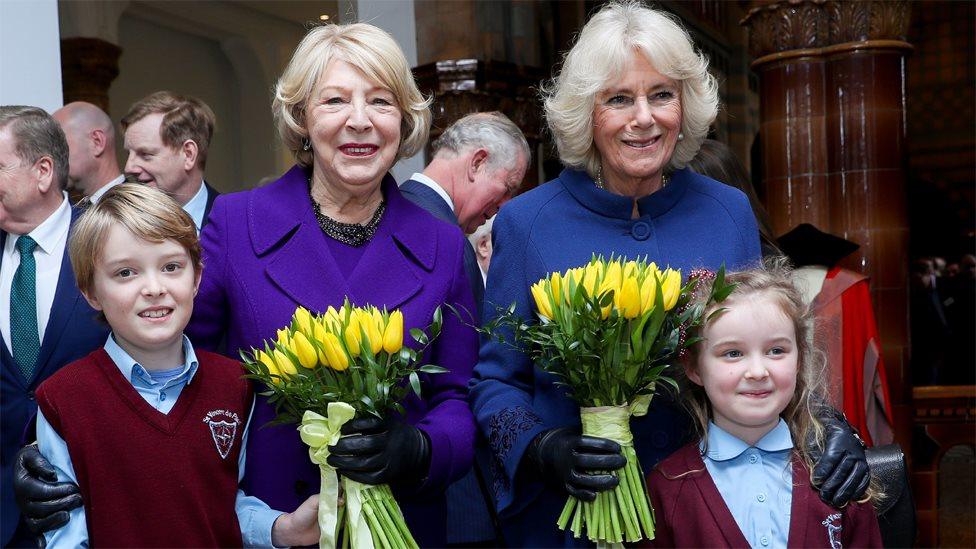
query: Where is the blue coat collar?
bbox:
[558,167,692,220]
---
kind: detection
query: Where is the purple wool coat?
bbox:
[187,165,478,546]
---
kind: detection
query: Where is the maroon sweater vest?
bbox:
[36,348,252,548]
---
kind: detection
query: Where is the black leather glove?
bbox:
[13,445,83,534]
[811,408,871,507]
[527,427,626,502]
[327,417,431,486]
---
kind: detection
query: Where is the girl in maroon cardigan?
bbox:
[646,262,882,548]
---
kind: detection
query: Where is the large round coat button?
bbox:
[632,222,651,241]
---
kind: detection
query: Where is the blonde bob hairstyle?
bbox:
[273,23,432,168]
[70,183,202,299]
[542,0,719,178]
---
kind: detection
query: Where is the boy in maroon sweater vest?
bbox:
[34,184,319,547]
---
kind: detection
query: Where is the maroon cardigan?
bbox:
[645,442,882,548]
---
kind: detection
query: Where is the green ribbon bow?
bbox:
[299,403,374,548]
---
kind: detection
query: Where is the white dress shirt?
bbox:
[88,174,126,204]
[0,192,71,353]
[182,180,209,232]
[407,172,455,211]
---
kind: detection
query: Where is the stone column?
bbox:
[742,0,913,458]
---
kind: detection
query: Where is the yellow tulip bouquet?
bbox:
[242,301,445,549]
[487,256,732,545]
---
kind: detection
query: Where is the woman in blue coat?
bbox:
[469,2,872,546]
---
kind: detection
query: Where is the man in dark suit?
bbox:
[400,112,529,319]
[399,112,529,547]
[121,91,219,230]
[0,106,109,547]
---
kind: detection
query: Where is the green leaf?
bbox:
[410,327,429,345]
[409,372,421,397]
[418,364,448,374]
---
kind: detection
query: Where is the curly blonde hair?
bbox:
[541,0,718,178]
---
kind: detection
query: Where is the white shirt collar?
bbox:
[408,172,455,211]
[181,180,208,231]
[25,192,71,255]
[88,174,126,204]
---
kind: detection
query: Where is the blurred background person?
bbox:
[468,215,494,285]
[51,102,124,206]
[121,91,219,230]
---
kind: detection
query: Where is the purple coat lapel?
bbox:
[246,165,434,313]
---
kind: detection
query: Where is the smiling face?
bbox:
[687,293,799,445]
[306,59,402,196]
[123,113,196,204]
[593,51,682,194]
[456,152,526,234]
[83,224,200,364]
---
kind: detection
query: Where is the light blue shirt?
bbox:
[182,180,209,231]
[702,420,794,549]
[37,334,284,548]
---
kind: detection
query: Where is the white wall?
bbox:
[0,0,63,111]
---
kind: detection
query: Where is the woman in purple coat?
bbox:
[185,23,478,545]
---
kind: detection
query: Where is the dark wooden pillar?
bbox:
[60,37,122,112]
[743,0,914,511]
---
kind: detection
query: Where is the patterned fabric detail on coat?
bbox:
[488,406,543,498]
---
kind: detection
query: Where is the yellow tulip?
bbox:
[273,348,298,376]
[639,274,658,314]
[549,272,563,307]
[324,306,341,329]
[661,269,682,311]
[616,276,641,319]
[530,281,553,320]
[322,332,349,371]
[581,264,600,298]
[294,306,313,335]
[365,310,383,355]
[256,349,279,376]
[276,328,291,347]
[344,313,362,357]
[623,261,638,279]
[312,323,330,364]
[383,310,404,354]
[291,331,318,368]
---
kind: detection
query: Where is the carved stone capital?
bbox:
[741,0,830,58]
[742,0,911,58]
[60,37,122,112]
[413,59,544,143]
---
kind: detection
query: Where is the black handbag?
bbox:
[866,444,916,548]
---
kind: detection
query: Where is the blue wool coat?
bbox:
[469,168,761,547]
[186,165,479,547]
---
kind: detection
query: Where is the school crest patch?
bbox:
[203,409,241,459]
[822,512,843,549]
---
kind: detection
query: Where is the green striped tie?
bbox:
[10,235,39,378]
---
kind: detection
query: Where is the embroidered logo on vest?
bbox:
[203,409,241,459]
[822,512,843,549]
